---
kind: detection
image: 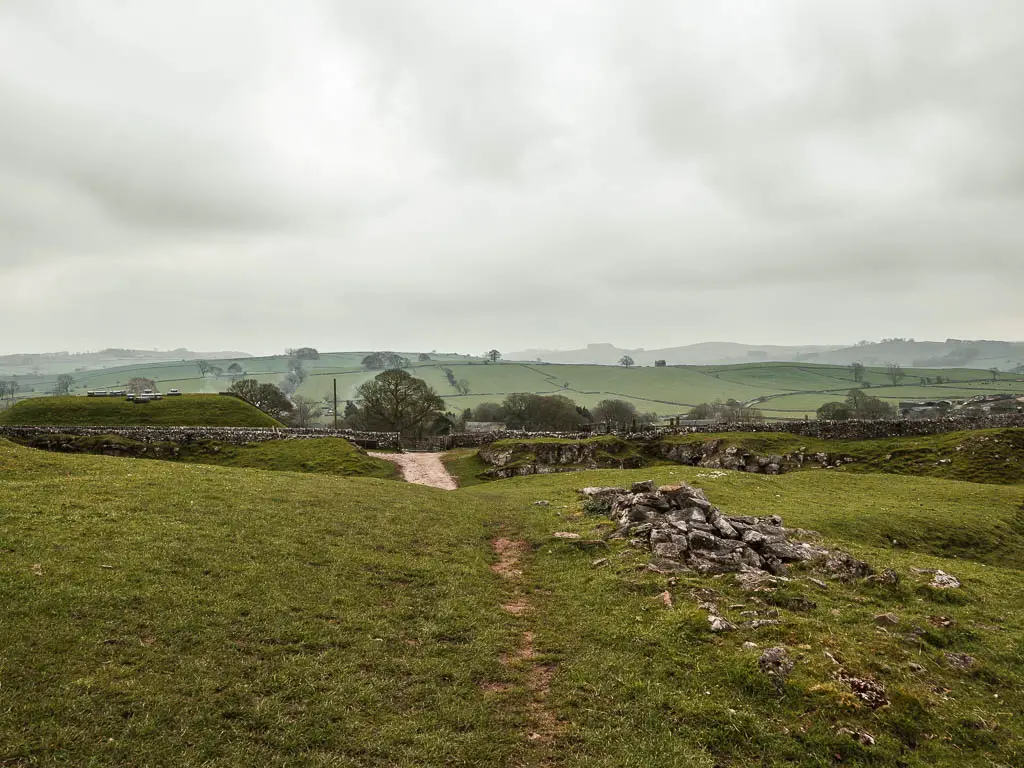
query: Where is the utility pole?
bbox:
[333,378,338,429]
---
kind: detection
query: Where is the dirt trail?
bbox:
[368,451,458,490]
[488,537,563,748]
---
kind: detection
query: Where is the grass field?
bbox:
[4,355,1024,422]
[1,438,1022,765]
[0,395,282,427]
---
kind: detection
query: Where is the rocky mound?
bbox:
[581,480,872,578]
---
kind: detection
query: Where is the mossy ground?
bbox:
[0,394,282,427]
[1,439,1022,765]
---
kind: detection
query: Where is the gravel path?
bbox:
[368,451,458,490]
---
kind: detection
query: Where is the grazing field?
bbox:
[0,395,282,427]
[4,355,1024,422]
[1,438,1022,765]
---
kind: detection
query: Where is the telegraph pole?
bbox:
[333,378,338,429]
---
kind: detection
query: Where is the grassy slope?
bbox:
[1,439,1022,765]
[0,395,282,427]
[11,434,399,480]
[0,440,517,767]
[175,437,399,479]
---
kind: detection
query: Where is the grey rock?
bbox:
[711,515,739,539]
[758,647,794,682]
[628,505,658,522]
[631,480,656,493]
[944,652,975,670]
[683,508,708,524]
[580,486,626,497]
[652,542,683,560]
[866,568,899,586]
[708,615,737,632]
[650,530,673,545]
[741,529,767,548]
[687,530,719,550]
[746,619,782,629]
[821,551,873,581]
[930,570,961,589]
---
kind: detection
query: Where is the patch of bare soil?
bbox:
[368,451,458,490]
[489,538,564,749]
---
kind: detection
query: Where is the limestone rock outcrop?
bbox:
[581,480,871,578]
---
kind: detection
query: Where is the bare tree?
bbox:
[485,349,501,364]
[619,355,634,368]
[885,363,905,386]
[850,362,865,383]
[227,362,244,381]
[289,396,319,427]
[54,374,74,395]
[127,377,156,395]
[196,360,212,377]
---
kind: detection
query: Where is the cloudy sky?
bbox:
[2,0,1022,356]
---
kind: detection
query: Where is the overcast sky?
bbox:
[2,0,1022,356]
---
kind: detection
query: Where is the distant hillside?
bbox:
[796,339,1024,370]
[0,348,251,376]
[511,339,1024,370]
[509,342,845,366]
[0,394,281,427]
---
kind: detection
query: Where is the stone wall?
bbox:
[436,413,1024,449]
[0,425,403,450]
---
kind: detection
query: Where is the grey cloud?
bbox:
[1,0,1022,354]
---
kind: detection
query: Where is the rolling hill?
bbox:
[510,339,1024,370]
[4,358,1024,424]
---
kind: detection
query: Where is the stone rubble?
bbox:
[758,647,795,684]
[580,480,873,579]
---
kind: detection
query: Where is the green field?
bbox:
[1,438,1021,766]
[0,395,282,427]
[4,355,1024,422]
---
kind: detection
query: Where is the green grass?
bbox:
[176,437,400,479]
[0,394,282,427]
[441,448,493,488]
[460,467,1024,765]
[2,440,1021,765]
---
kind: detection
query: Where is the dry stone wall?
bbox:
[0,425,402,450]
[438,413,1024,449]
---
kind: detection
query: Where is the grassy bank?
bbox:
[0,394,282,427]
